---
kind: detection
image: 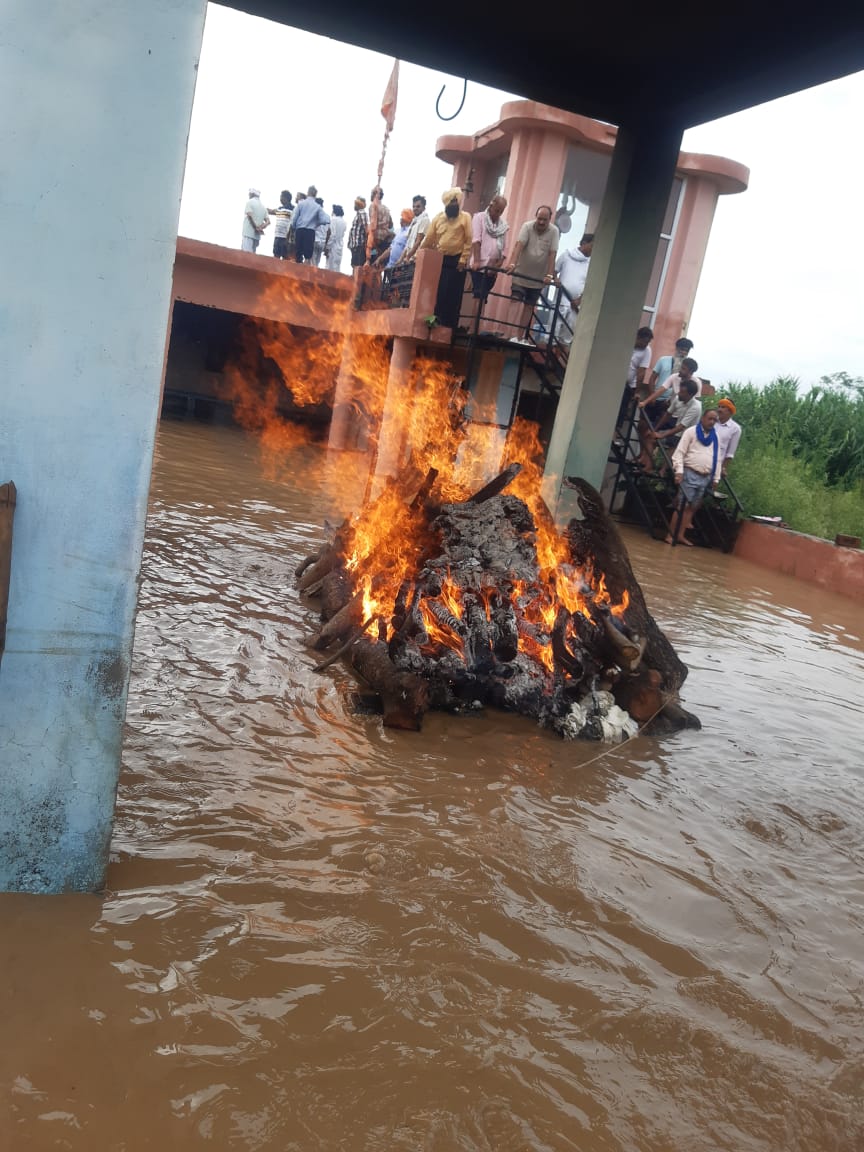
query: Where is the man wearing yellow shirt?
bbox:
[421,188,473,329]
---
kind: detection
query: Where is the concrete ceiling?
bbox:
[225,2,864,128]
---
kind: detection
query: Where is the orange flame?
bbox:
[216,264,629,679]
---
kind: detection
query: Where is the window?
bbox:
[640,177,684,329]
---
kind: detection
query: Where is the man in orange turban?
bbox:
[715,398,742,477]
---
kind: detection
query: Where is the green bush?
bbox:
[718,374,864,540]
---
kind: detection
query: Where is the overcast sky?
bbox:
[179,3,864,390]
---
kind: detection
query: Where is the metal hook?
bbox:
[435,78,468,122]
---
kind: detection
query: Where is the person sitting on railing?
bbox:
[618,327,654,429]
[553,232,593,345]
[464,195,509,331]
[375,208,413,270]
[638,356,702,459]
[714,398,742,478]
[420,188,473,329]
[637,377,702,472]
[646,336,694,406]
[666,407,722,545]
[504,205,560,344]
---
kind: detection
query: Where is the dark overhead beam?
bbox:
[221,2,864,131]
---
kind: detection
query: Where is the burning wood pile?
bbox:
[297,463,699,740]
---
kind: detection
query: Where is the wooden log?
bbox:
[320,568,353,620]
[565,477,688,692]
[313,619,372,672]
[489,592,519,662]
[0,481,16,669]
[311,591,364,650]
[466,462,522,505]
[410,467,439,510]
[347,638,430,730]
[295,548,321,580]
[611,667,666,724]
[597,608,645,673]
[550,606,584,680]
[298,543,342,594]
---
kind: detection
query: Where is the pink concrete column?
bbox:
[373,336,418,483]
[328,336,361,451]
[653,178,720,353]
[503,128,568,237]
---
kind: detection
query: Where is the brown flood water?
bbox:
[3,420,864,1152]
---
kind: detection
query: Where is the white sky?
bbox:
[179,3,864,389]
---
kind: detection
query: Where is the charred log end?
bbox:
[295,548,321,580]
[381,672,431,730]
[643,701,703,734]
[298,543,343,594]
[611,668,665,724]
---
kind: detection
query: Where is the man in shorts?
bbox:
[504,205,559,344]
[668,407,721,545]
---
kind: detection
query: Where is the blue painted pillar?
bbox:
[0,0,207,891]
[542,121,684,523]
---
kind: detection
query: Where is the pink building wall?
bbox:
[437,102,748,360]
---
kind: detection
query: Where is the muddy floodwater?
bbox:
[3,420,864,1151]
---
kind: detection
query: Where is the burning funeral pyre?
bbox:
[297,463,699,741]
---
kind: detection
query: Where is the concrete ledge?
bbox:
[734,521,864,600]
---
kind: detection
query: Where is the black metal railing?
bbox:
[609,402,746,549]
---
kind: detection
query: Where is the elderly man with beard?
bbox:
[464,195,509,329]
[347,196,369,268]
[421,188,473,329]
[667,407,722,545]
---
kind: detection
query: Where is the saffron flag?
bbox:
[381,59,399,133]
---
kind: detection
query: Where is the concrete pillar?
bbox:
[542,121,684,523]
[374,337,418,483]
[653,178,721,351]
[328,337,361,451]
[0,0,207,892]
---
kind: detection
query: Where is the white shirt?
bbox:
[667,394,702,431]
[665,370,702,398]
[555,246,590,302]
[673,425,723,482]
[328,216,347,249]
[242,196,268,240]
[271,206,293,238]
[404,210,430,257]
[715,416,742,462]
[627,345,652,388]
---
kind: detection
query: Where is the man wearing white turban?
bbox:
[241,188,269,253]
[420,189,473,328]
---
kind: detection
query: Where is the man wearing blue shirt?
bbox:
[291,194,330,264]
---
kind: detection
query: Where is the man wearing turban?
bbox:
[420,189,473,328]
[241,187,269,253]
[715,398,742,477]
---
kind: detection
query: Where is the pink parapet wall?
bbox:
[734,522,864,602]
